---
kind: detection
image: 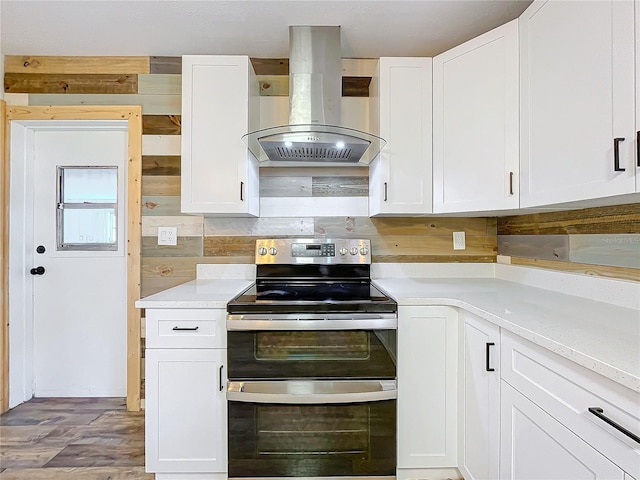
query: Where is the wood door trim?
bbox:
[1,100,8,413]
[3,105,142,412]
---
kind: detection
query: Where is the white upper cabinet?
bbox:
[519,0,636,208]
[369,58,433,216]
[433,20,519,213]
[181,55,260,216]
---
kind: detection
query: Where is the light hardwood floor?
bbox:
[0,397,152,479]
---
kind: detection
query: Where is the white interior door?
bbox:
[29,121,128,397]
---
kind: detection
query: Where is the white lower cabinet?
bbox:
[458,312,500,480]
[500,381,624,479]
[144,308,228,478]
[397,306,458,479]
[146,348,227,476]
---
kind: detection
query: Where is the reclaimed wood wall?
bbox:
[498,204,640,281]
[4,55,498,298]
[6,55,638,402]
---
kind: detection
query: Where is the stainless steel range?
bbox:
[226,238,398,479]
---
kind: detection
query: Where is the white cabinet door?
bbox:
[458,312,500,480]
[501,381,625,480]
[433,20,519,213]
[519,0,635,207]
[146,348,227,474]
[369,58,433,216]
[181,55,259,216]
[397,306,457,471]
[636,1,640,193]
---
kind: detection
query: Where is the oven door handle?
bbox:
[227,380,397,404]
[226,317,397,331]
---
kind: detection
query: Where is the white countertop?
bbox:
[374,277,640,393]
[135,279,252,309]
[135,264,640,393]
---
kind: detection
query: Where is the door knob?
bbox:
[30,266,45,275]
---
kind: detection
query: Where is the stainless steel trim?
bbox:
[227,314,397,331]
[227,380,397,404]
[289,26,341,126]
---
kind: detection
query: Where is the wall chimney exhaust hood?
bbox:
[242,26,386,166]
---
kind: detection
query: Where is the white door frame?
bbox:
[1,106,142,412]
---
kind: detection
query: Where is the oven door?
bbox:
[227,380,397,478]
[227,327,397,380]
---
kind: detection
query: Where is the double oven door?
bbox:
[226,324,397,478]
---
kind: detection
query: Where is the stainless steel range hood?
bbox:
[242,26,386,166]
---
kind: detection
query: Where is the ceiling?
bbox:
[1,0,532,58]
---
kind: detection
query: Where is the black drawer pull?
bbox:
[637,131,639,167]
[485,342,495,372]
[172,326,199,331]
[219,365,224,392]
[614,137,626,172]
[588,407,640,444]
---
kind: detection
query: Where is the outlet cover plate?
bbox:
[158,227,177,246]
[453,231,466,250]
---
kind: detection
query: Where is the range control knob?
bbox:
[349,246,359,255]
[360,247,369,255]
[339,247,348,256]
[258,246,268,256]
[269,247,278,256]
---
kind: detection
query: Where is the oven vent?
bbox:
[256,129,372,164]
[274,145,356,162]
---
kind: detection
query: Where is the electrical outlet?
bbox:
[453,231,466,250]
[158,227,177,246]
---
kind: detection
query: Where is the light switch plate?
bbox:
[453,231,466,250]
[158,227,177,246]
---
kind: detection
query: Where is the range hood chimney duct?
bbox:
[243,26,385,166]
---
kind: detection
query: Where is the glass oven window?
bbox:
[256,404,369,455]
[255,331,370,361]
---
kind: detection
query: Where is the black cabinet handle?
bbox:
[588,407,640,444]
[636,131,639,167]
[240,181,244,201]
[30,266,45,275]
[486,342,495,372]
[614,137,626,172]
[509,172,514,195]
[383,182,388,202]
[172,326,199,331]
[219,365,224,392]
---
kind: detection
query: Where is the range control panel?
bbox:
[255,238,371,265]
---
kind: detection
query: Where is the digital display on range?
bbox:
[291,243,336,257]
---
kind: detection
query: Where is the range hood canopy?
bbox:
[243,26,386,166]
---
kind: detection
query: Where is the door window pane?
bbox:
[61,167,117,203]
[57,166,118,251]
[61,208,117,244]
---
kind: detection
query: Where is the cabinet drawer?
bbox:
[501,331,640,478]
[146,309,226,349]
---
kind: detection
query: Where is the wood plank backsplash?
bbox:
[6,55,639,286]
[498,204,640,281]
